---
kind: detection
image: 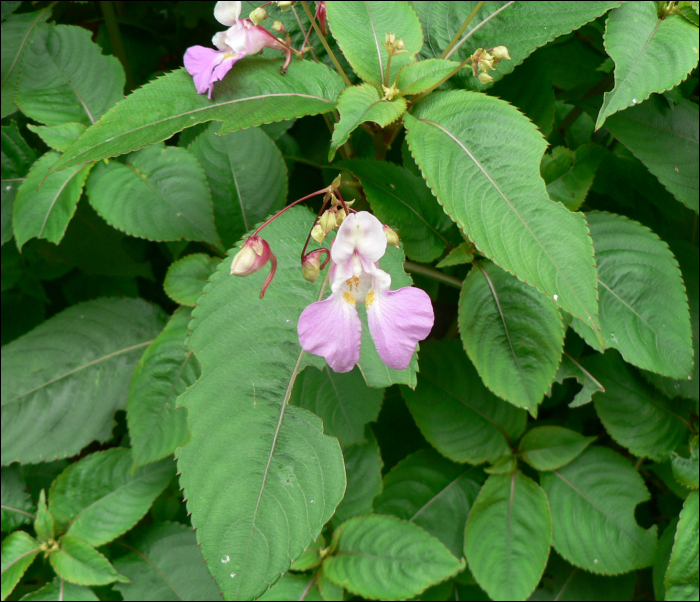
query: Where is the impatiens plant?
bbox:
[1,1,698,601]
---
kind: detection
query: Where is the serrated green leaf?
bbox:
[604,96,699,213]
[672,437,699,490]
[459,260,565,414]
[326,1,424,85]
[13,151,92,250]
[48,448,172,547]
[85,143,219,246]
[665,490,699,601]
[339,159,454,263]
[395,59,461,95]
[26,123,86,153]
[175,207,346,600]
[405,91,601,334]
[1,298,166,465]
[127,308,197,467]
[518,426,595,471]
[19,577,98,601]
[654,520,679,602]
[485,455,517,475]
[436,242,473,268]
[51,59,344,173]
[541,144,605,211]
[290,535,324,572]
[332,433,383,526]
[1,122,37,245]
[414,1,620,89]
[402,340,527,465]
[16,24,124,126]
[541,446,657,574]
[188,123,287,249]
[554,351,606,407]
[374,448,481,558]
[1,465,34,532]
[163,254,221,307]
[50,535,126,586]
[596,2,699,129]
[291,366,383,447]
[257,573,324,601]
[465,471,551,601]
[583,351,691,460]
[1,9,51,119]
[317,567,343,601]
[113,522,223,601]
[34,490,54,541]
[575,212,694,378]
[325,514,464,600]
[330,85,406,160]
[1,531,40,600]
[537,35,608,92]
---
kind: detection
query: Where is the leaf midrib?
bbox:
[409,469,474,523]
[37,163,87,239]
[116,539,186,601]
[1,7,51,88]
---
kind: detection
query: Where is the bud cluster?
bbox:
[384,33,407,56]
[470,46,511,84]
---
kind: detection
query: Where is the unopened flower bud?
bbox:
[319,210,337,234]
[385,33,396,45]
[478,72,494,85]
[478,53,495,72]
[335,209,347,227]
[491,46,511,60]
[311,223,325,244]
[396,39,405,50]
[230,236,271,276]
[382,82,401,101]
[271,20,285,33]
[277,1,295,11]
[302,253,321,283]
[249,7,268,25]
[384,225,400,248]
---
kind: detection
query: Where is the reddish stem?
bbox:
[300,193,334,261]
[253,187,330,237]
[259,253,278,299]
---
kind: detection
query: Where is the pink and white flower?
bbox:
[298,212,434,372]
[184,1,290,99]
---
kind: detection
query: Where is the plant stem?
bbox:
[253,187,330,236]
[445,1,516,60]
[291,3,319,60]
[300,1,353,86]
[404,262,462,289]
[99,1,134,91]
[439,1,485,59]
[409,57,472,105]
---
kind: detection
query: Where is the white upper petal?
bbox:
[211,31,232,51]
[214,1,242,26]
[331,212,387,266]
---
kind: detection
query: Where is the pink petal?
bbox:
[367,286,434,370]
[184,46,236,99]
[298,293,362,373]
[214,1,241,26]
[332,212,387,267]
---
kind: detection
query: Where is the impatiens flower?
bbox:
[230,235,277,298]
[184,1,291,99]
[298,212,434,372]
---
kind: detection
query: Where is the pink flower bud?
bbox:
[230,236,272,276]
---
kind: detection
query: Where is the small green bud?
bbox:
[249,7,268,25]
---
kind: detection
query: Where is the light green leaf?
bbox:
[340,159,454,263]
[583,351,691,460]
[1,465,34,532]
[436,242,474,268]
[1,531,40,600]
[1,122,37,245]
[332,433,383,525]
[459,260,565,414]
[414,1,620,88]
[127,308,197,466]
[402,340,527,465]
[113,522,223,601]
[289,535,324,572]
[540,446,657,574]
[291,366,383,447]
[175,207,346,600]
[0,8,51,119]
[395,59,461,95]
[257,573,324,601]
[330,85,406,160]
[596,2,699,129]
[163,254,221,307]
[518,426,595,471]
[26,123,86,153]
[85,143,219,246]
[541,144,605,211]
[554,351,606,408]
[326,1,424,85]
[48,449,172,547]
[188,123,287,249]
[16,24,124,126]
[51,59,344,172]
[324,514,464,600]
[672,436,699,490]
[50,535,127,586]
[405,91,601,334]
[604,97,699,213]
[19,577,98,601]
[34,490,54,541]
[317,568,343,601]
[465,471,552,601]
[374,448,482,558]
[575,212,694,379]
[13,151,92,250]
[1,298,166,465]
[665,490,699,601]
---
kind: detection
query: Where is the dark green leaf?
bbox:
[672,436,699,490]
[34,490,54,541]
[18,577,98,601]
[537,36,608,92]
[1,465,34,532]
[1,531,40,600]
[541,144,605,211]
[654,521,679,602]
[665,490,699,601]
[257,573,324,601]
[1,122,37,245]
[519,426,595,471]
[435,242,473,268]
[163,254,221,307]
[554,351,606,407]
[26,123,86,153]
[50,535,127,586]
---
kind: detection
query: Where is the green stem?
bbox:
[439,1,485,59]
[99,1,134,91]
[384,54,393,87]
[445,1,516,60]
[300,1,353,87]
[404,262,462,289]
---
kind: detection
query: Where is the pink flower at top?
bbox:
[184,1,290,99]
[298,212,434,373]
